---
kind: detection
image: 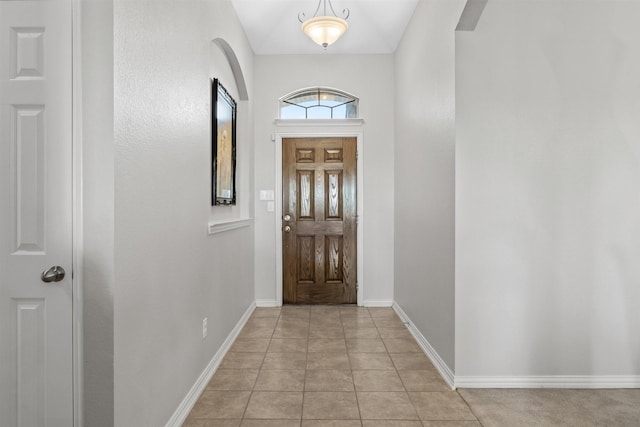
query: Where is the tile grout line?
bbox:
[342,306,363,424]
[375,307,423,424]
[239,307,280,422]
[300,306,311,426]
[457,388,485,427]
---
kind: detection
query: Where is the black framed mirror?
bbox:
[212,78,237,206]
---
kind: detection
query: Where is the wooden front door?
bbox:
[283,137,357,304]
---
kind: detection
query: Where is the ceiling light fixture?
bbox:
[298,0,350,49]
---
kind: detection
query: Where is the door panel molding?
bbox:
[274,124,364,306]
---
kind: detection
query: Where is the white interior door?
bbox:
[0,0,74,426]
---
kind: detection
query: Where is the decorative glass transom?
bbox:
[279,87,359,119]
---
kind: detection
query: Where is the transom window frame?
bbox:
[279,87,359,120]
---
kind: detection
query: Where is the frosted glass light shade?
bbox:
[301,16,348,48]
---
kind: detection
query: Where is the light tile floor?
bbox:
[459,388,640,427]
[184,306,640,427]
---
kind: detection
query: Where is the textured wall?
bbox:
[107,1,255,425]
[456,0,640,378]
[82,0,115,425]
[393,0,466,372]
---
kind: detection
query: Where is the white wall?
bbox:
[107,1,255,425]
[456,0,640,379]
[253,54,395,306]
[82,1,115,425]
[394,0,466,373]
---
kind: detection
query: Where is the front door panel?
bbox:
[283,137,356,304]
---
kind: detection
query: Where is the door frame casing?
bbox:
[72,0,83,425]
[274,119,364,306]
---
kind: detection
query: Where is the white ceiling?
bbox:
[230,0,420,55]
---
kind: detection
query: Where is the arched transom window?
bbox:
[279,87,359,119]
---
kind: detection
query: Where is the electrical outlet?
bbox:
[202,317,208,339]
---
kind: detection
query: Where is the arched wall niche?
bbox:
[209,38,251,226]
[212,38,248,101]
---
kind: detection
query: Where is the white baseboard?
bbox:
[208,218,252,235]
[364,299,394,307]
[391,303,640,390]
[455,375,640,389]
[255,299,279,307]
[392,302,456,390]
[164,302,256,427]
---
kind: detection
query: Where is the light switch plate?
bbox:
[259,190,275,201]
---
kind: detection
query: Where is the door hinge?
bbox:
[356,150,358,160]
